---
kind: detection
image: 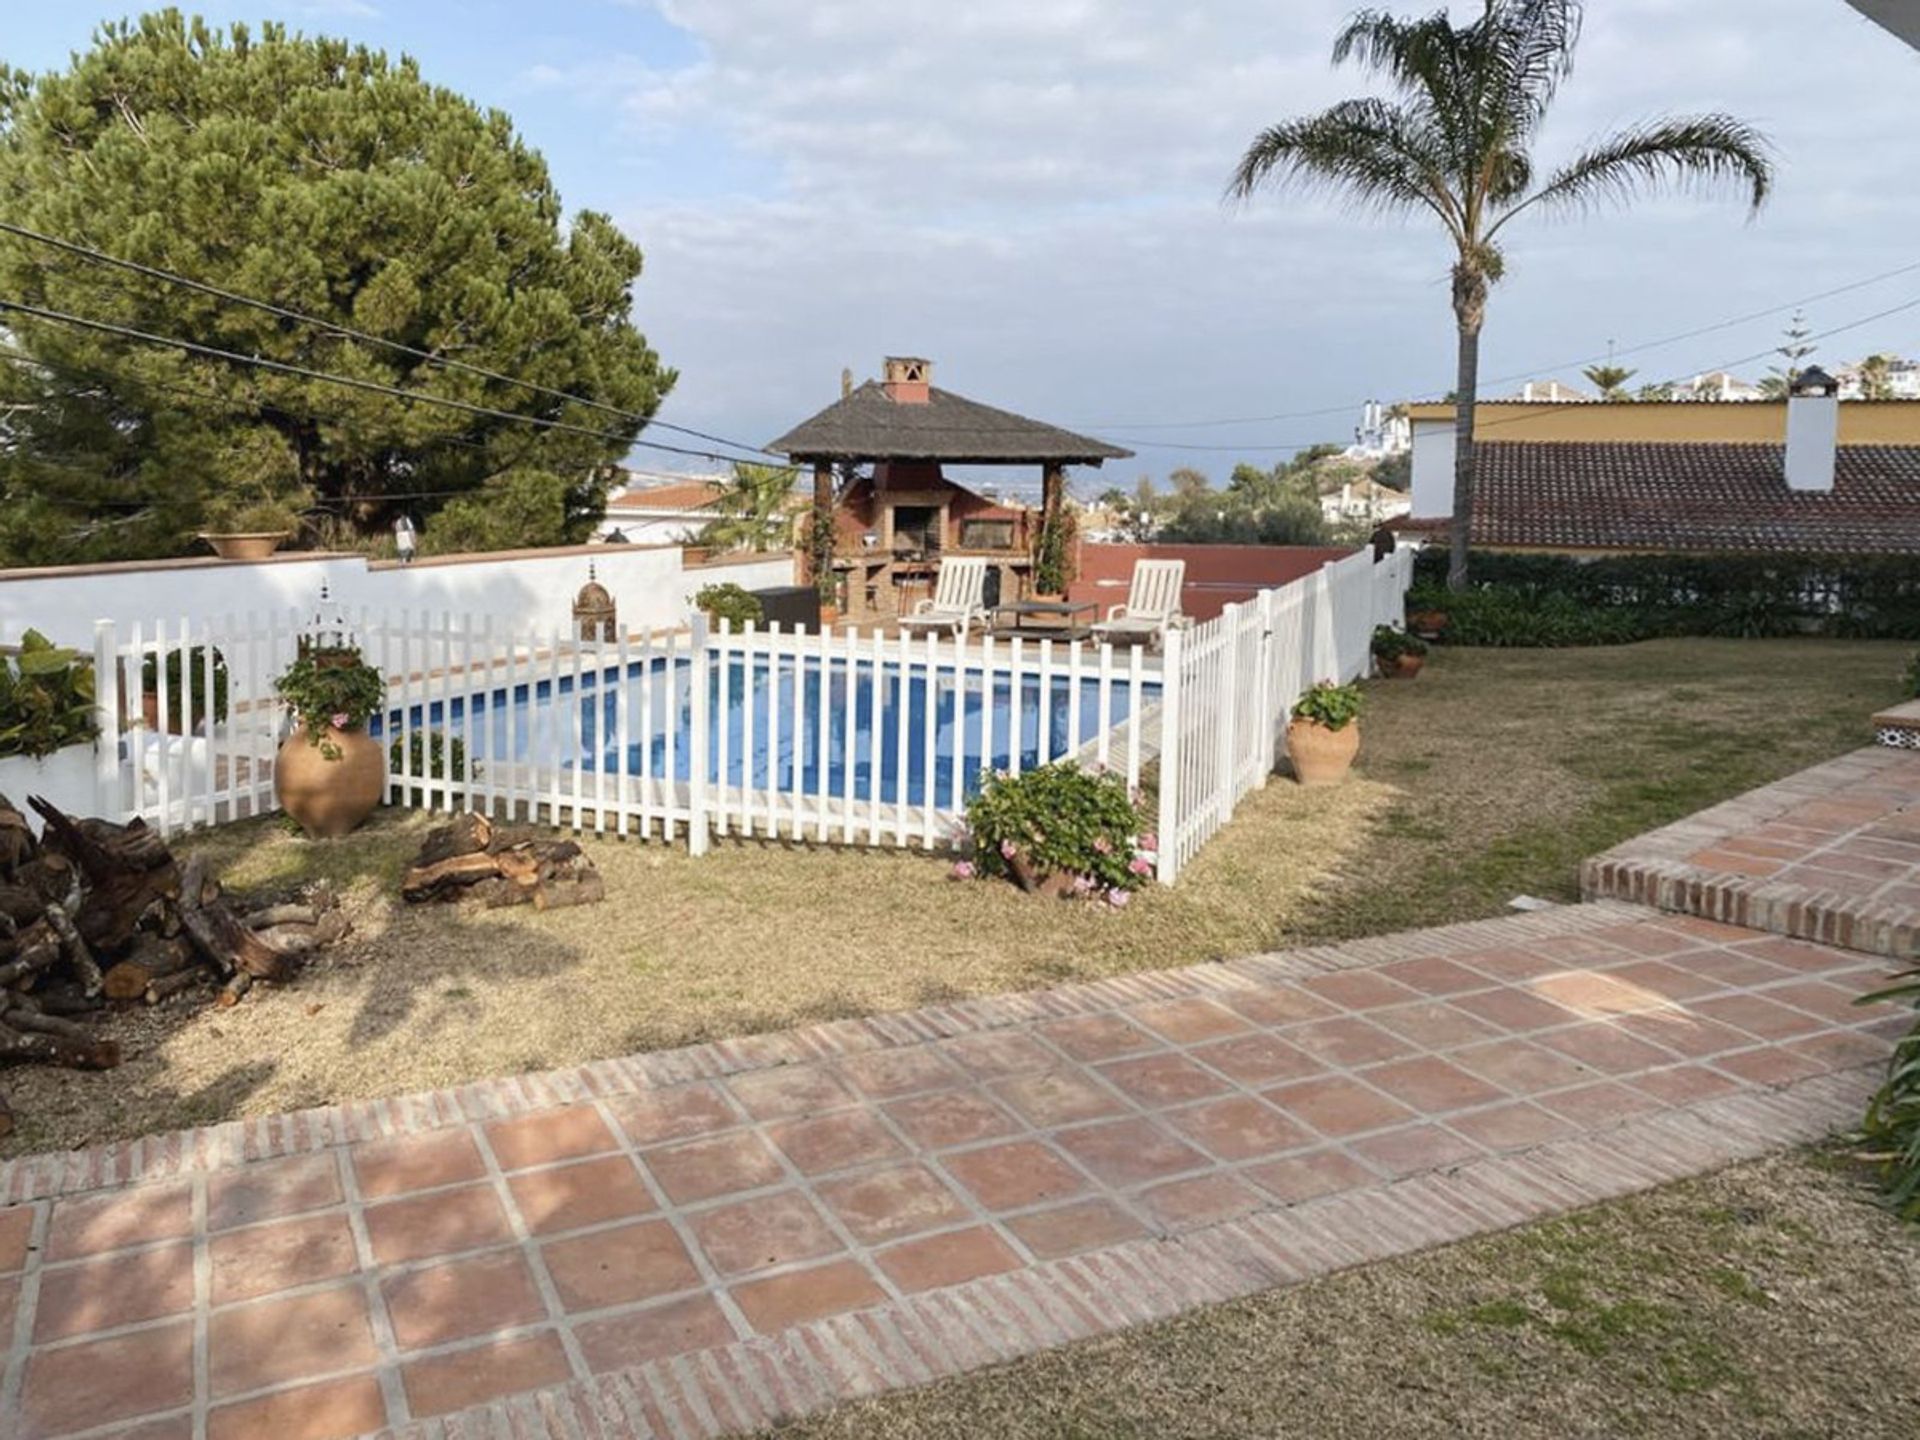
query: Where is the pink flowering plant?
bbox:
[960,761,1152,898]
[274,648,385,760]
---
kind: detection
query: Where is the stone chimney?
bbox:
[882,356,932,405]
[1784,365,1838,493]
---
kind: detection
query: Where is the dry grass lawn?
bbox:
[1,637,1906,1156]
[763,1149,1920,1439]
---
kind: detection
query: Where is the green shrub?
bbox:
[0,630,98,759]
[275,647,386,759]
[1857,966,1920,1221]
[389,730,475,807]
[961,762,1152,900]
[1291,679,1364,730]
[694,582,764,631]
[141,645,229,730]
[1409,585,1663,648]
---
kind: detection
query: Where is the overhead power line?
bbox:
[0,219,780,462]
[0,297,762,466]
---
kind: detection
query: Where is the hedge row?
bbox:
[1409,550,1920,644]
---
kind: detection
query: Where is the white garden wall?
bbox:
[0,546,796,648]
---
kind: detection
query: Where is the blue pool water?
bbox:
[374,653,1154,808]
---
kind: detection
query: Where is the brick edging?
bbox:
[372,1063,1878,1440]
[0,900,1648,1208]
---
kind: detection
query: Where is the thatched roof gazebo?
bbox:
[768,358,1132,616]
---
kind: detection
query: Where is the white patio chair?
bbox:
[899,557,990,639]
[1093,559,1188,646]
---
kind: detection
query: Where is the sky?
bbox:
[5,0,1920,496]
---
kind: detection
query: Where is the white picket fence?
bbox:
[71,547,1410,881]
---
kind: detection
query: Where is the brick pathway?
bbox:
[0,897,1900,1440]
[1585,746,1920,958]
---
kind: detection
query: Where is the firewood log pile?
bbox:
[0,794,349,1140]
[401,813,606,911]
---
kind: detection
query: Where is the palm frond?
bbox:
[1494,114,1774,232]
[1226,98,1462,239]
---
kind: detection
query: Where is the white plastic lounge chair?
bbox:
[900,556,989,638]
[1093,559,1188,646]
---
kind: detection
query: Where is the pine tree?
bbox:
[0,11,675,564]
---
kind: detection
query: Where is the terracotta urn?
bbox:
[1380,652,1425,680]
[275,725,386,838]
[199,532,289,561]
[1286,717,1360,786]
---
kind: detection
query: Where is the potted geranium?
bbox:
[1371,625,1428,679]
[273,645,387,837]
[956,762,1154,905]
[1287,679,1364,786]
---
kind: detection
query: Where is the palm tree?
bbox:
[1581,363,1636,400]
[1229,1,1772,588]
[697,462,798,552]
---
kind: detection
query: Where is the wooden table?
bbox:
[992,599,1098,640]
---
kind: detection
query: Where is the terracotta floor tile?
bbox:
[1677,949,1795,989]
[731,1258,887,1333]
[1628,1064,1746,1108]
[1450,1038,1596,1095]
[1614,1010,1752,1061]
[1529,971,1671,1018]
[816,1164,973,1245]
[606,1082,740,1147]
[208,1284,377,1397]
[941,1030,1058,1079]
[1296,970,1420,1011]
[402,1331,573,1419]
[1005,1198,1148,1259]
[543,1218,702,1308]
[365,1183,513,1264]
[728,1063,857,1121]
[1537,1081,1665,1127]
[884,1090,1018,1150]
[352,1128,486,1200]
[1348,1123,1480,1178]
[1264,1075,1416,1139]
[1053,1117,1209,1187]
[1097,1052,1230,1107]
[836,1045,965,1098]
[876,1225,1022,1293]
[1219,985,1336,1027]
[383,1249,548,1350]
[46,1179,193,1260]
[573,1294,736,1373]
[1127,997,1252,1045]
[1375,956,1490,997]
[207,1154,343,1231]
[1788,1029,1893,1071]
[1138,1173,1264,1230]
[688,1190,842,1277]
[1453,945,1572,981]
[1536,1022,1680,1076]
[1605,959,1723,1003]
[1762,979,1868,1023]
[1449,988,1580,1035]
[941,1140,1088,1211]
[1584,924,1697,959]
[1742,936,1872,974]
[1037,1013,1162,1062]
[1370,1001,1502,1052]
[1361,1057,1506,1115]
[1693,993,1828,1042]
[1444,1102,1576,1151]
[508,1153,657,1235]
[1245,1148,1378,1204]
[645,1130,786,1204]
[766,1110,907,1176]
[35,1241,195,1341]
[1188,1033,1325,1086]
[485,1105,618,1170]
[208,1375,387,1440]
[1714,1045,1827,1087]
[1163,1095,1314,1161]
[209,1212,359,1305]
[0,1202,35,1274]
[992,1068,1128,1127]
[20,1320,194,1438]
[1286,1016,1415,1069]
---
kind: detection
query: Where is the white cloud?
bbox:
[574,0,1920,476]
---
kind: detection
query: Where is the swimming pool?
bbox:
[376,651,1156,809]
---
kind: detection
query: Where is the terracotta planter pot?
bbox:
[275,725,386,838]
[1287,717,1360,786]
[1408,609,1449,638]
[1378,652,1425,679]
[200,532,288,560]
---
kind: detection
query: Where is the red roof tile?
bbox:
[605,481,724,512]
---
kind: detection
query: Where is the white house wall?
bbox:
[1410,418,1456,518]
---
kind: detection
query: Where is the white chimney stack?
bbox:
[1784,365,1838,493]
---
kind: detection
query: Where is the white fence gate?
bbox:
[73,547,1411,882]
